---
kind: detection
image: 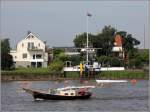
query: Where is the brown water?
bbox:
[1,80,149,111]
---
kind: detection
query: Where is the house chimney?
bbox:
[27,31,31,35]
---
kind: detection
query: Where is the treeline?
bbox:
[73,25,149,69]
[1,39,13,70]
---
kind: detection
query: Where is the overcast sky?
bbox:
[1,1,149,49]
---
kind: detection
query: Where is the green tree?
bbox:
[73,33,87,48]
[1,53,13,70]
[53,49,64,60]
[48,60,64,72]
[110,57,122,67]
[139,49,149,65]
[73,25,141,68]
[58,53,69,62]
[73,25,116,56]
[68,55,81,66]
[129,49,149,69]
[96,55,111,67]
[129,58,142,69]
[1,38,13,70]
[93,26,116,56]
[1,38,10,53]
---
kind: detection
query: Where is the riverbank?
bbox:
[1,68,149,81]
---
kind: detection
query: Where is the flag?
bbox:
[87,13,92,17]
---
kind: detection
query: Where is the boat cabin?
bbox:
[59,89,76,96]
[49,86,95,96]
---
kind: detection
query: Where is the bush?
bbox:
[96,55,110,67]
[129,58,143,69]
[48,60,64,72]
[110,57,122,67]
[58,53,69,62]
[68,55,81,66]
[97,56,123,67]
[1,53,13,70]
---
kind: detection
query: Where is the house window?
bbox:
[71,93,74,96]
[23,53,27,58]
[22,43,24,47]
[36,54,42,59]
[33,54,35,59]
[31,62,36,68]
[28,42,34,49]
[28,43,30,49]
[37,62,42,68]
[65,93,68,96]
[15,56,17,59]
[38,43,40,47]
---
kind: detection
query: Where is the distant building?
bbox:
[53,47,80,56]
[10,32,48,68]
[112,34,124,59]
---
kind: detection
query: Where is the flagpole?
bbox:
[144,24,145,49]
[86,14,89,64]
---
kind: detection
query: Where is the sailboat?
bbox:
[23,86,95,100]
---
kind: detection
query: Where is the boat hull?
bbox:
[33,91,92,100]
[23,88,92,100]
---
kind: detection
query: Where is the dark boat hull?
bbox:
[23,88,92,100]
[33,91,92,100]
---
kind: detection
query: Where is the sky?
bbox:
[1,0,150,49]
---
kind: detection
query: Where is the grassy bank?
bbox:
[1,68,149,81]
[1,68,50,75]
[98,70,148,79]
[64,71,80,78]
[1,68,63,81]
[64,70,148,79]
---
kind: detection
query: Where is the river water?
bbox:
[1,80,149,111]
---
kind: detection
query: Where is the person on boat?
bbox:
[85,63,89,77]
[80,63,84,83]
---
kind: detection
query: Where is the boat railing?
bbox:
[49,89,57,94]
[56,86,95,91]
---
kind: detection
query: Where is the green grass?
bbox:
[64,71,80,78]
[98,70,148,79]
[64,70,148,79]
[1,68,51,75]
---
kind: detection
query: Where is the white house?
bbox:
[10,32,48,68]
